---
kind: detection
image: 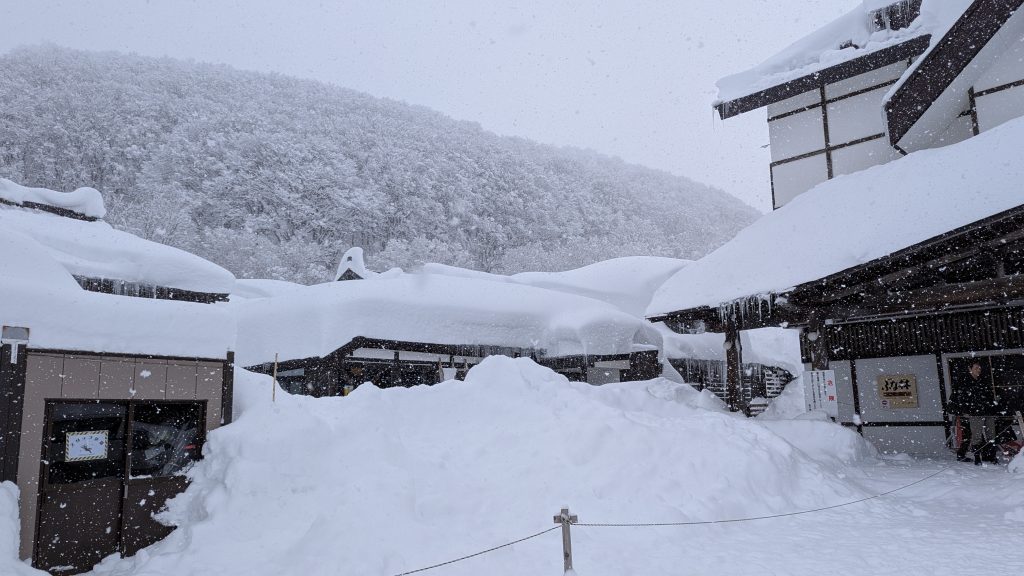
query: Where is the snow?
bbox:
[335,246,377,280]
[0,225,235,359]
[230,278,305,300]
[422,256,690,317]
[0,483,42,576]
[648,114,1024,316]
[0,202,235,295]
[233,272,661,366]
[716,0,971,105]
[0,178,105,218]
[70,360,1024,576]
[86,359,881,576]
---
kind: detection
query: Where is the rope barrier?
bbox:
[578,420,1019,529]
[389,526,560,576]
[389,421,1020,574]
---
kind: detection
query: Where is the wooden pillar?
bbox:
[806,316,830,371]
[725,319,744,413]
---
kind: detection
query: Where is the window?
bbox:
[130,403,204,478]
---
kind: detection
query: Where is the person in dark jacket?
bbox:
[948,360,999,464]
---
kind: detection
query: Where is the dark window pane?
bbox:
[47,402,127,485]
[130,403,204,478]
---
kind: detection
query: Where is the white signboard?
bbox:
[66,430,109,462]
[804,370,839,419]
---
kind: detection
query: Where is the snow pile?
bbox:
[0,202,234,295]
[716,0,971,104]
[0,227,235,358]
[0,178,105,218]
[649,115,1024,315]
[422,256,690,317]
[335,246,378,280]
[0,483,44,576]
[234,273,661,366]
[90,358,875,576]
[1010,452,1024,475]
[230,278,305,300]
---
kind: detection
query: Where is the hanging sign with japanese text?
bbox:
[877,374,918,409]
[804,370,838,419]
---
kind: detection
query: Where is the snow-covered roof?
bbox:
[335,247,377,281]
[0,183,234,295]
[716,0,971,108]
[421,256,691,317]
[230,279,305,301]
[0,178,105,219]
[884,0,1024,150]
[234,272,662,366]
[647,114,1024,316]
[0,227,235,358]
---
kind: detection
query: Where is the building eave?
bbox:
[715,35,932,120]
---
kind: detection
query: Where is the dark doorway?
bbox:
[34,400,205,574]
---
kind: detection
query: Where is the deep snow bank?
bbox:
[92,358,874,576]
[0,483,45,576]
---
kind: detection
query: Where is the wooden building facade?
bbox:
[248,336,662,396]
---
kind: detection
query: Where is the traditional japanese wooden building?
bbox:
[715,0,1024,210]
[649,0,1024,455]
[0,180,236,573]
[235,263,666,394]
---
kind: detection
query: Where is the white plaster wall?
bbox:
[855,355,944,423]
[831,360,856,423]
[767,89,820,118]
[862,425,948,456]
[831,138,901,178]
[974,35,1024,92]
[825,61,907,100]
[771,154,828,208]
[769,108,826,161]
[975,84,1024,133]
[931,114,975,148]
[826,86,890,144]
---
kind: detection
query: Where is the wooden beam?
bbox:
[724,320,744,413]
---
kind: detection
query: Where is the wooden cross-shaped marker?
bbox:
[553,507,578,573]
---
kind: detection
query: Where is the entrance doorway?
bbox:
[34,400,205,574]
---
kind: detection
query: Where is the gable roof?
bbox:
[715,0,971,119]
[646,114,1024,321]
[885,0,1024,150]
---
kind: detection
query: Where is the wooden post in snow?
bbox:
[272,353,279,402]
[553,507,578,573]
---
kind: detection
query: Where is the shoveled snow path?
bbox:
[570,458,1023,576]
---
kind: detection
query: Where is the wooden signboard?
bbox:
[878,374,918,409]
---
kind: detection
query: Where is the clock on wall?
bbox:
[66,430,109,462]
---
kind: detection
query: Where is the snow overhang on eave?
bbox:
[886,0,1024,151]
[714,35,932,120]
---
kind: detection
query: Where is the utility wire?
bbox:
[390,526,560,576]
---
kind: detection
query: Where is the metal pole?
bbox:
[553,507,578,573]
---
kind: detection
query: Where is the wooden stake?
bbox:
[553,507,578,573]
[272,353,279,403]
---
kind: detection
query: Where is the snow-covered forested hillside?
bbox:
[0,46,757,282]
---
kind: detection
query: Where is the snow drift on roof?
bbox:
[647,114,1024,316]
[421,256,691,317]
[234,272,661,366]
[0,178,105,218]
[0,227,235,358]
[0,200,234,295]
[716,0,970,105]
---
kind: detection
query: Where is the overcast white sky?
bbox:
[0,1,850,211]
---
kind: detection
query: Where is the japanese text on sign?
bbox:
[804,370,838,419]
[877,374,918,409]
